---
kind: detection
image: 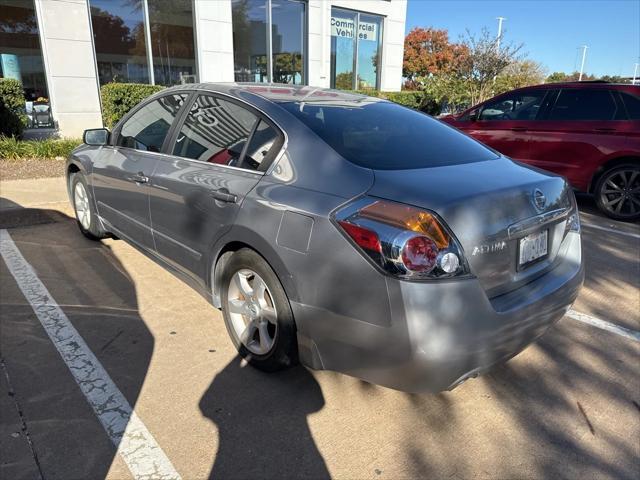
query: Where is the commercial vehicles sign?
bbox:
[331,16,378,41]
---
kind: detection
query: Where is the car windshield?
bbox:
[279,99,499,170]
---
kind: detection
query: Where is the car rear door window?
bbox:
[548,89,618,121]
[173,94,262,169]
[242,120,283,170]
[479,91,546,121]
[116,94,187,152]
[620,92,640,119]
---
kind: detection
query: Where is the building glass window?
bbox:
[330,9,356,90]
[355,13,382,90]
[232,0,306,84]
[231,0,268,83]
[0,0,51,125]
[90,0,197,87]
[147,0,197,86]
[271,0,305,84]
[89,0,149,84]
[331,8,383,91]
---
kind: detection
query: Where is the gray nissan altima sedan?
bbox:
[66,84,584,392]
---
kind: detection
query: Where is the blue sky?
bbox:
[405,0,640,78]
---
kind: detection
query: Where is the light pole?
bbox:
[496,16,506,50]
[633,63,639,85]
[578,45,588,81]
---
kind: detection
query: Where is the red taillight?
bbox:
[338,220,382,254]
[335,198,468,280]
[401,235,438,272]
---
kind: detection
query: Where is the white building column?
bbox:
[33,0,102,137]
[193,0,235,83]
[378,0,407,91]
[307,0,330,88]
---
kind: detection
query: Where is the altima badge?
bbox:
[533,189,546,211]
[472,241,507,256]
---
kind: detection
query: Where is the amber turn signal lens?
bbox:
[359,201,450,249]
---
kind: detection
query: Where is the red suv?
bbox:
[443,82,640,221]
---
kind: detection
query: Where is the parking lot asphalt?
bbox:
[0,178,638,480]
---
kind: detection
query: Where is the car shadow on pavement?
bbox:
[0,199,153,480]
[199,356,330,480]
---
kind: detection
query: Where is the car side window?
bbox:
[241,120,283,170]
[172,94,260,169]
[548,89,618,121]
[620,92,640,120]
[116,94,187,152]
[479,91,546,121]
[458,107,479,122]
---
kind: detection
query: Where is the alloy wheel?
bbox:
[74,182,91,230]
[227,269,278,356]
[598,168,640,219]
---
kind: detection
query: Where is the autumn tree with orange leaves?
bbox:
[403,27,469,81]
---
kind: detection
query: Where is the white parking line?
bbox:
[0,230,181,480]
[581,222,640,240]
[567,309,640,342]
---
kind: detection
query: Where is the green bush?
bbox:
[100,83,165,128]
[0,136,82,160]
[381,91,424,109]
[347,89,437,113]
[352,89,382,98]
[0,78,28,138]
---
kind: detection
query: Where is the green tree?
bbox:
[420,74,470,113]
[545,71,598,82]
[335,72,354,90]
[456,28,524,105]
[598,75,630,83]
[495,60,547,93]
[273,53,303,84]
[546,71,568,83]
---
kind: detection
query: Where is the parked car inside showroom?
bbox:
[66,84,584,392]
[443,82,640,221]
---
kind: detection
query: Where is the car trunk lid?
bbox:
[368,158,573,297]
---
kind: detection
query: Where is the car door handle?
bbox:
[128,172,149,184]
[594,127,615,132]
[209,189,238,203]
[510,127,528,132]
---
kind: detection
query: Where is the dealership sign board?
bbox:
[331,17,378,41]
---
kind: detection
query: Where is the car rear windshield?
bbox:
[279,100,499,170]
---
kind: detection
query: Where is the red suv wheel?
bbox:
[594,164,640,221]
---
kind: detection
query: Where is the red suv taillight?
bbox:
[334,198,469,280]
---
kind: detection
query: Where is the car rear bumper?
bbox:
[294,231,583,393]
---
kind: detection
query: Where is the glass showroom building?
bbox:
[0,0,407,136]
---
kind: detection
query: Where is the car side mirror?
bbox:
[83,128,110,146]
[469,111,478,122]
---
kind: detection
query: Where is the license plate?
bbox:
[518,230,548,267]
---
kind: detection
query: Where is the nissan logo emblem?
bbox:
[533,189,546,210]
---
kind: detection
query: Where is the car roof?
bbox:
[505,82,639,93]
[163,82,382,107]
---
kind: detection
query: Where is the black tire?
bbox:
[220,248,298,372]
[70,172,108,240]
[594,164,640,222]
